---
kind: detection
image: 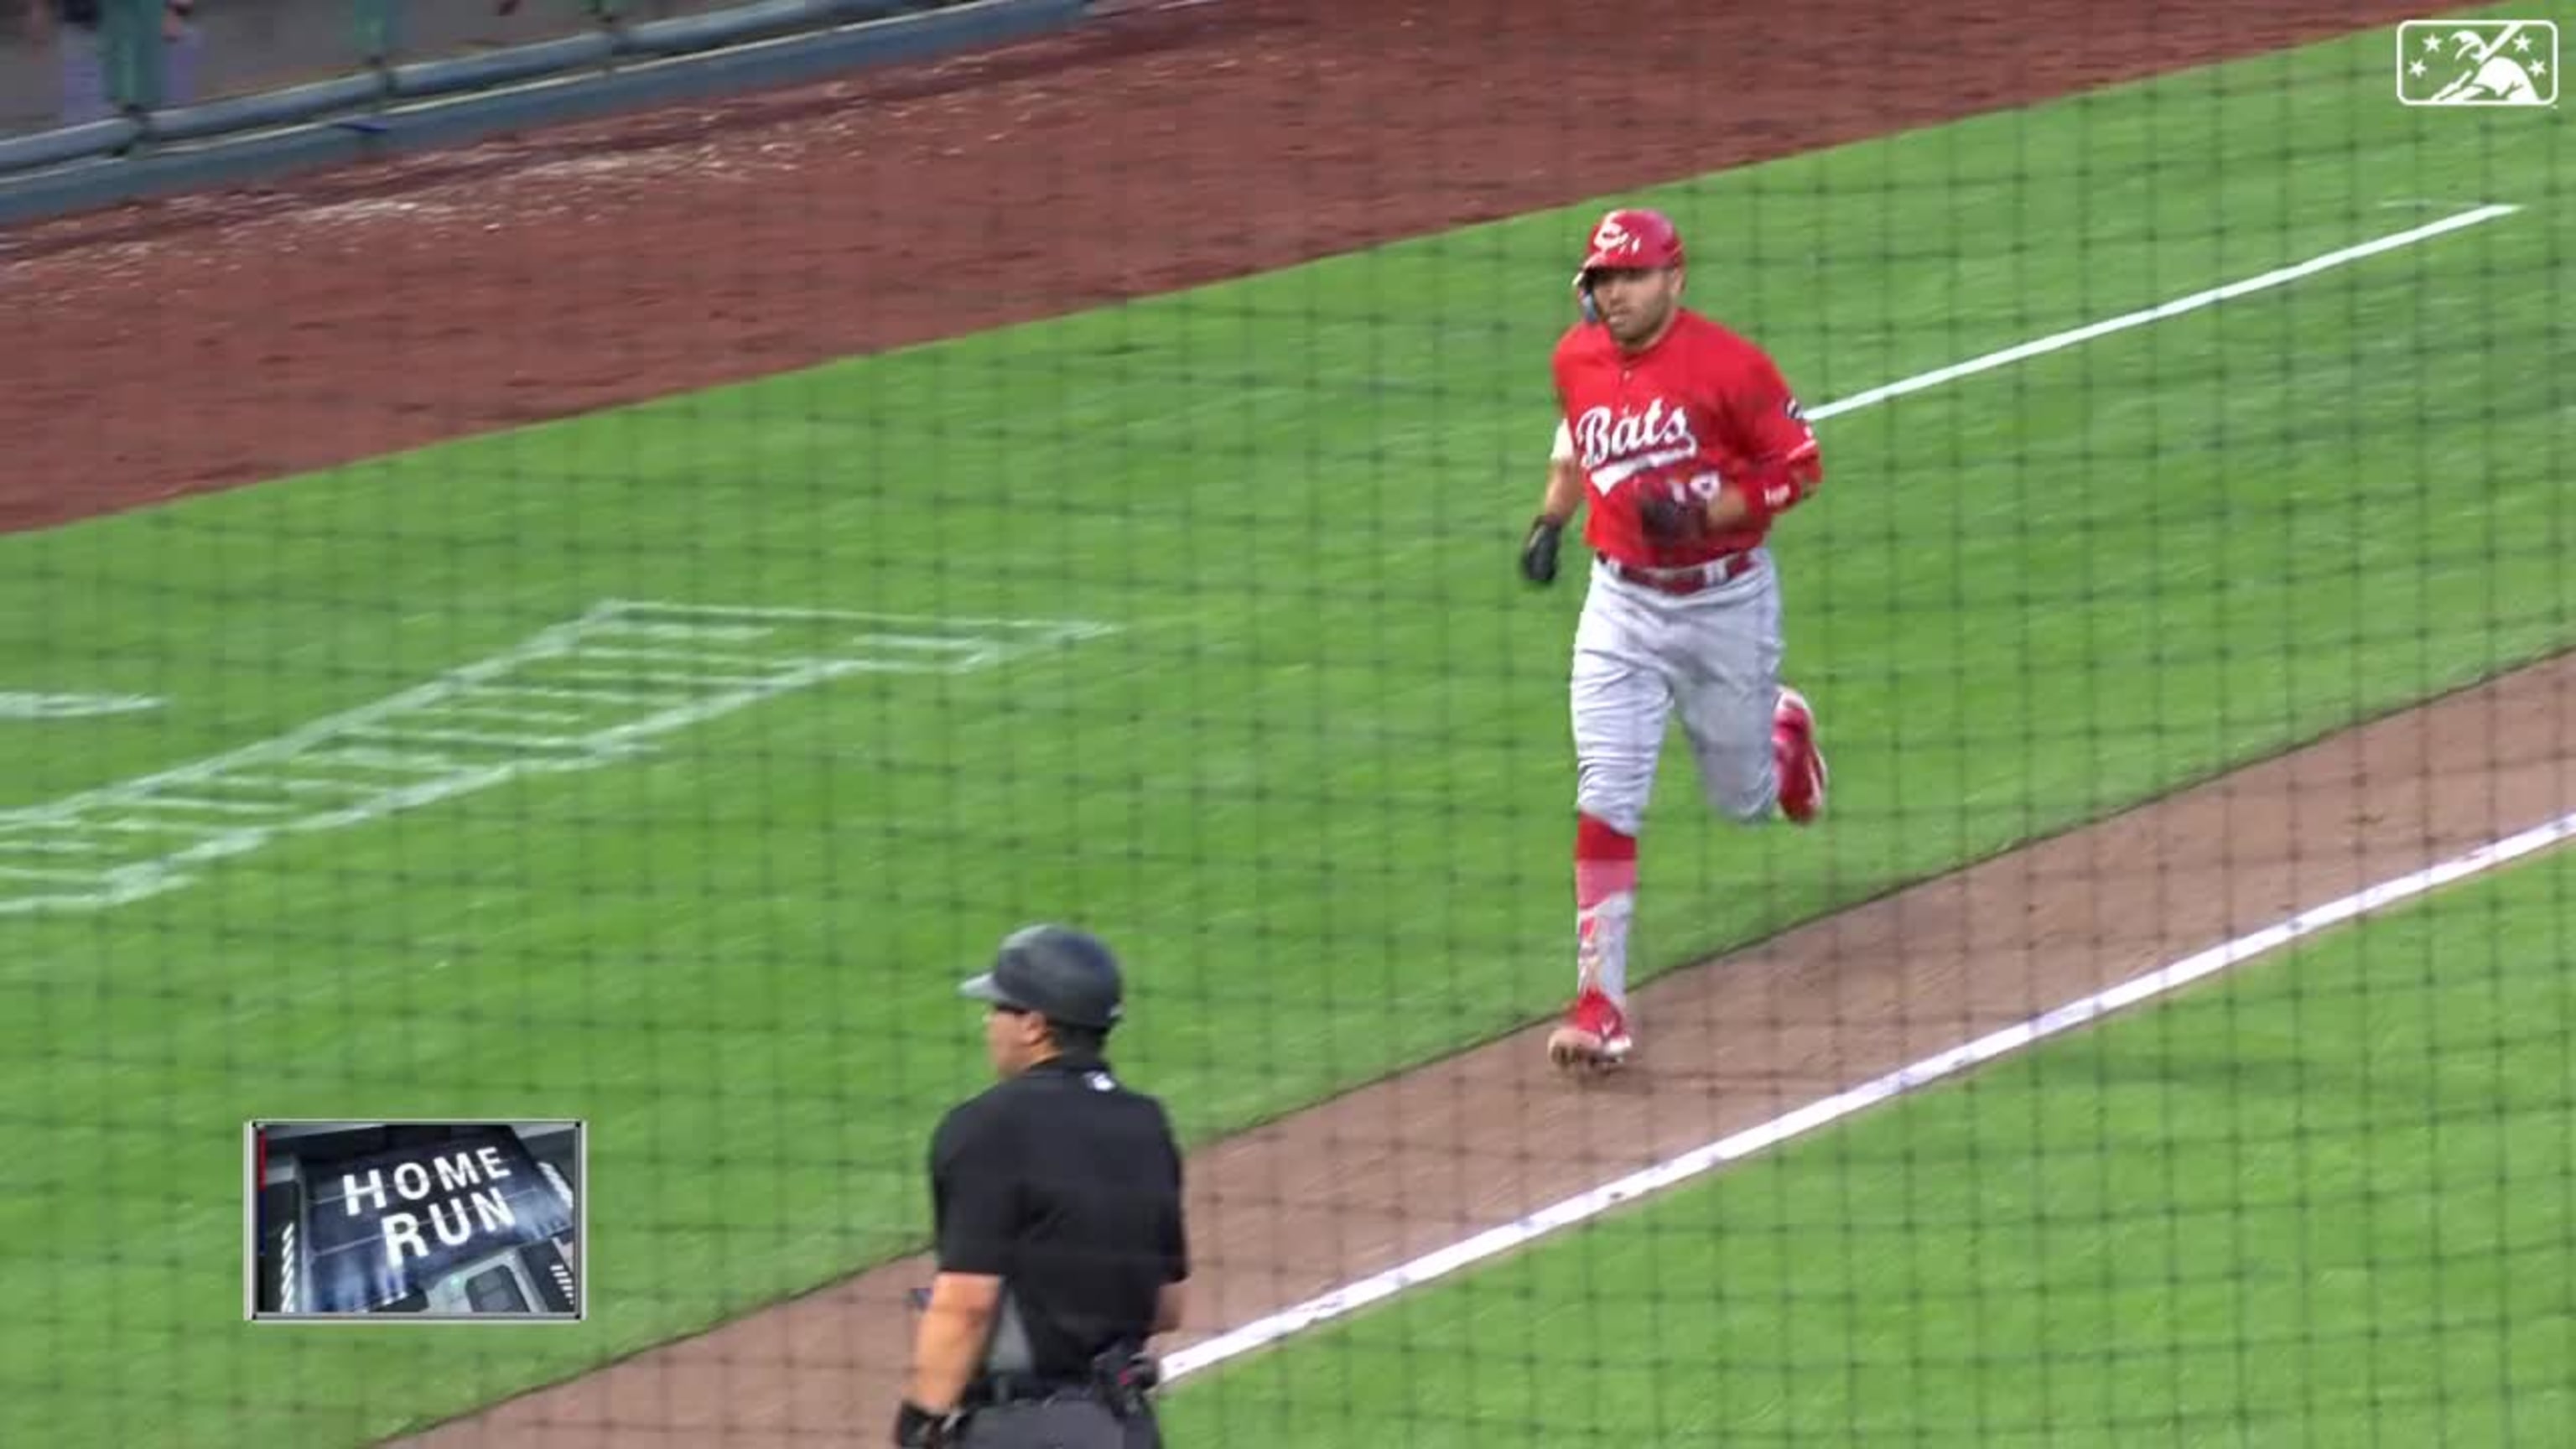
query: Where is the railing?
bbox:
[0,0,1088,221]
[4,1,750,132]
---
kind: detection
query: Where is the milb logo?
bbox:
[2397,20,2557,106]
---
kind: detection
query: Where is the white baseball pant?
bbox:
[1571,551,1785,838]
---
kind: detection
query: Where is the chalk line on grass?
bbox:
[0,600,1117,916]
[1165,807,2576,1382]
[1161,201,2529,1383]
[0,691,163,719]
[1806,202,2518,422]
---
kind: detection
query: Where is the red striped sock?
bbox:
[1574,814,1638,1003]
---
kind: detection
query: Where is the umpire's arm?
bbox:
[905,1107,1015,1415]
[1154,1108,1191,1337]
[906,1272,1003,1412]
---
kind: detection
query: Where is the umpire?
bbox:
[895,924,1190,1449]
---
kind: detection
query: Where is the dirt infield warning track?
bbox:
[3,1,2554,1445]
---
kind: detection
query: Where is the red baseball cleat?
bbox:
[1546,987,1633,1072]
[1774,686,1828,824]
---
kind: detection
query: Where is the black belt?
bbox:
[973,1373,1107,1408]
[1598,550,1758,595]
[974,1346,1160,1415]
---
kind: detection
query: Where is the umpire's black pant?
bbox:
[960,1398,1160,1449]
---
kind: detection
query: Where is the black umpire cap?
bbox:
[958,923,1125,1031]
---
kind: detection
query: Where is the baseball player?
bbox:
[1517,206,1830,1074]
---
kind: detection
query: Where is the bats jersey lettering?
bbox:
[1550,309,1821,569]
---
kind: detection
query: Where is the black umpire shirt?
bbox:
[929,1052,1188,1382]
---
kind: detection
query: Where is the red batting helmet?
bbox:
[1578,208,1685,278]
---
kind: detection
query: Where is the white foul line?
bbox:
[1161,202,2530,1384]
[1167,808,2576,1382]
[1805,202,2519,421]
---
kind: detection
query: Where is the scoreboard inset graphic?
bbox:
[248,1119,584,1322]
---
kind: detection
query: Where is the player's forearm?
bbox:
[1707,452,1822,531]
[1539,460,1584,524]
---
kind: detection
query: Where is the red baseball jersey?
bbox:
[1551,309,1822,569]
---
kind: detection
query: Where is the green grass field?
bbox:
[1164,846,2576,1447]
[0,10,2568,1446]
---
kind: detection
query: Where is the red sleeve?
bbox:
[1723,350,1823,528]
[1549,330,1579,413]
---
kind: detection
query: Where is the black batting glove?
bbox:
[1520,514,1566,585]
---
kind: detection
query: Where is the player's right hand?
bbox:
[1519,514,1564,585]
